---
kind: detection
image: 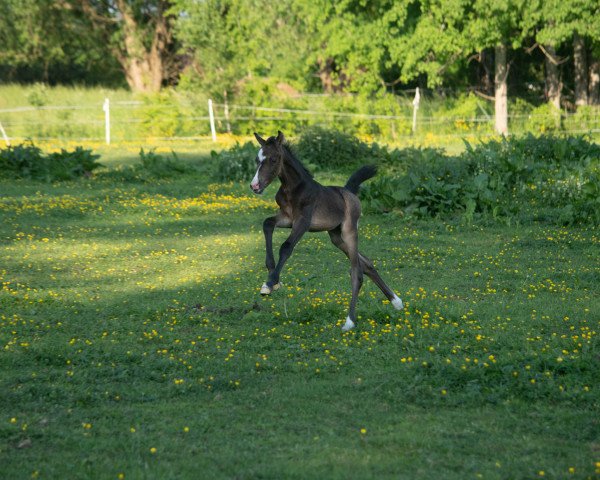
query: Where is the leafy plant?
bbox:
[294,126,389,171]
[363,134,600,225]
[0,143,101,181]
[46,147,103,181]
[137,149,195,178]
[0,143,45,178]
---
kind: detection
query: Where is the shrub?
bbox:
[0,143,101,181]
[526,103,561,133]
[46,147,103,181]
[439,93,485,132]
[211,142,257,182]
[0,143,45,178]
[139,91,185,138]
[137,149,197,178]
[363,134,600,225]
[294,126,390,171]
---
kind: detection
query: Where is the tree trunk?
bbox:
[494,44,508,135]
[117,0,165,93]
[544,45,561,110]
[480,49,494,95]
[544,44,561,128]
[573,33,588,106]
[78,0,172,94]
[317,57,335,93]
[589,53,600,105]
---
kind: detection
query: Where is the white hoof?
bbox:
[341,317,355,332]
[391,295,404,310]
[260,283,281,295]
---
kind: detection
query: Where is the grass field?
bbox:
[0,145,599,479]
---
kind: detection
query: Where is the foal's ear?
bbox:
[254,132,266,146]
[276,130,285,144]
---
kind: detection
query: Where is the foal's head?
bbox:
[250,131,286,194]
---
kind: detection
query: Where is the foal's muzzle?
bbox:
[250,184,264,195]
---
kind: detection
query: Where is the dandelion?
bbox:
[150,447,157,454]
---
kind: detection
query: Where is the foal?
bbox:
[250,131,403,332]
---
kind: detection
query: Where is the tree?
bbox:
[590,46,600,105]
[297,0,402,94]
[173,0,311,98]
[0,0,119,84]
[533,0,600,107]
[464,0,531,134]
[72,0,179,92]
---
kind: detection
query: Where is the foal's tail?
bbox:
[344,165,378,195]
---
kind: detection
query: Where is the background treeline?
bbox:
[1,1,599,133]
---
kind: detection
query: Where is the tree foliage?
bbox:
[173,0,311,97]
[0,0,598,108]
[0,0,121,84]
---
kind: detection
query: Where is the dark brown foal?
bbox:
[250,131,403,332]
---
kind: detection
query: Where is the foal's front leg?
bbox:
[261,216,310,295]
[261,213,291,295]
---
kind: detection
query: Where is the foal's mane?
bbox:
[281,143,313,179]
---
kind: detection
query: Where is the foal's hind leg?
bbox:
[358,252,403,310]
[340,222,363,332]
[329,228,403,330]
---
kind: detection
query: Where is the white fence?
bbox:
[0,98,599,145]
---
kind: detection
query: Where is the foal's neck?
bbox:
[279,155,314,191]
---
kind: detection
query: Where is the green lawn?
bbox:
[0,151,598,479]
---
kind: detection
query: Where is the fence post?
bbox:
[223,90,232,134]
[0,121,10,146]
[103,98,110,145]
[208,99,217,142]
[412,87,420,134]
